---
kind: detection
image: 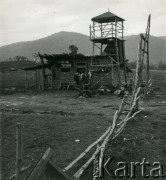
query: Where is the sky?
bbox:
[0,0,166,46]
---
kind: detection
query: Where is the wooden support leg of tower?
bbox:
[93,42,95,57]
[117,65,121,87]
[124,64,127,85]
[111,62,114,86]
[115,39,121,87]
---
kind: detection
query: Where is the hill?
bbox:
[159,36,166,40]
[0,31,93,62]
[0,31,166,64]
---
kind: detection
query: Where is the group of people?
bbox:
[74,71,91,88]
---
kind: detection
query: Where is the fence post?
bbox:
[16,123,23,180]
[25,71,28,89]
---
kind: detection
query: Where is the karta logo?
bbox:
[93,156,165,178]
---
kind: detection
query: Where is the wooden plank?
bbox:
[27,148,53,180]
[27,148,72,180]
[47,160,72,180]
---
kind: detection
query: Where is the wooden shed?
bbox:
[23,53,131,90]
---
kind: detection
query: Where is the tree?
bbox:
[69,45,78,54]
[12,56,29,62]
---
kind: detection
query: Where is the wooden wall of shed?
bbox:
[90,57,111,66]
[51,59,90,88]
[49,57,127,88]
[90,68,127,87]
[91,72,112,87]
[51,64,75,88]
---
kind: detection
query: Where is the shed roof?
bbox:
[22,63,50,71]
[41,53,88,62]
[91,12,124,23]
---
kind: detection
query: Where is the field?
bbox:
[0,70,166,179]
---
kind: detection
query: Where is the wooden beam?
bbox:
[48,160,72,180]
[25,71,28,89]
[131,35,142,109]
[51,65,54,88]
[90,24,92,40]
[37,69,41,89]
[27,148,53,180]
[141,49,148,54]
[144,15,151,96]
[122,21,124,40]
[27,148,72,180]
[100,23,103,55]
[38,52,45,90]
[35,70,38,89]
[115,40,121,87]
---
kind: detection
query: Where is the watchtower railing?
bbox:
[90,21,124,40]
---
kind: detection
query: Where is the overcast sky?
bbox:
[0,0,166,46]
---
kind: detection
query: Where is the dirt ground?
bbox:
[83,70,166,180]
[0,90,122,179]
[0,70,166,180]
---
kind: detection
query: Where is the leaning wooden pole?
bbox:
[16,123,23,180]
[144,15,151,96]
[63,123,113,172]
[73,111,118,179]
[131,35,142,110]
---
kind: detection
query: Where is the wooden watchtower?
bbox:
[90,11,127,87]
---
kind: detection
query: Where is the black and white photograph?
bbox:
[0,0,166,179]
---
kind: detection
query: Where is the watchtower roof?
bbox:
[91,11,125,23]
